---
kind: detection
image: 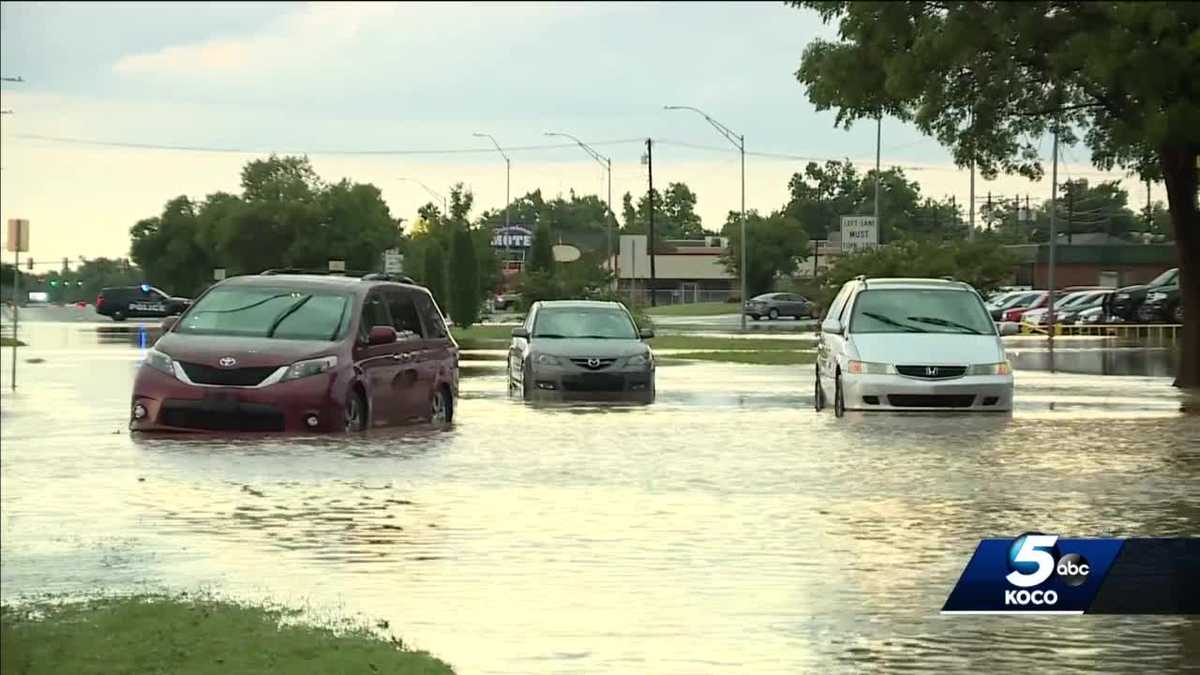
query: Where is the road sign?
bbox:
[6,219,29,252]
[213,267,227,281]
[840,216,878,252]
[552,244,581,263]
[384,249,404,274]
[328,258,346,273]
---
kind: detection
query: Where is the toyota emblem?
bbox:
[587,357,601,368]
[925,366,939,377]
[218,356,238,368]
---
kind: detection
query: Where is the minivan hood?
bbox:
[530,337,649,359]
[850,333,1004,366]
[154,333,336,367]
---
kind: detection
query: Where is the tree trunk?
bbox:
[1159,144,1199,389]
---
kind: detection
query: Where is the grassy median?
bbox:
[1,595,453,675]
[0,337,25,347]
[644,302,738,316]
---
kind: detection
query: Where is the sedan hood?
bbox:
[531,338,649,359]
[154,333,335,367]
[850,333,1005,366]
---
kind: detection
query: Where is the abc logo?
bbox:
[1003,534,1091,605]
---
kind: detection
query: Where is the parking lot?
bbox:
[2,319,1198,674]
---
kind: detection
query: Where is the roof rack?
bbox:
[361,272,416,284]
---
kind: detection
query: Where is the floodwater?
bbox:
[2,320,1199,674]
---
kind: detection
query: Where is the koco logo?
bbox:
[1003,534,1091,606]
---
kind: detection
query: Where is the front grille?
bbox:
[569,358,617,371]
[888,394,976,408]
[562,373,626,392]
[179,361,279,386]
[159,399,285,431]
[895,365,967,380]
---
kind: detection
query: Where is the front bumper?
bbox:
[841,373,1013,412]
[130,365,348,433]
[527,363,655,401]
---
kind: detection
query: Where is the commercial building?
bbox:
[615,234,735,304]
[1006,238,1177,288]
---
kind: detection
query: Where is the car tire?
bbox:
[768,308,779,320]
[833,372,845,418]
[814,370,825,412]
[1172,303,1184,324]
[522,363,533,401]
[345,389,367,432]
[111,310,126,322]
[430,385,453,424]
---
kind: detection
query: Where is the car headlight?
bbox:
[281,355,338,381]
[968,361,1011,376]
[626,353,653,368]
[533,353,563,366]
[143,348,175,376]
[1146,292,1167,302]
[847,360,894,375]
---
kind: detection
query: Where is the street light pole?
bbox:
[473,132,511,231]
[397,177,447,214]
[544,131,614,282]
[664,105,747,331]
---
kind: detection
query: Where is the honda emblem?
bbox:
[925,366,939,377]
[218,356,238,368]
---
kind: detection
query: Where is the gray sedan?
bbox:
[508,300,655,402]
[744,292,815,321]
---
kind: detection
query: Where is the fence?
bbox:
[1021,323,1182,341]
[620,288,737,307]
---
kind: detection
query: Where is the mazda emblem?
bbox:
[925,366,939,377]
[218,356,238,368]
[587,358,601,368]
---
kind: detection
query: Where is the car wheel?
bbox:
[430,386,453,424]
[522,363,533,401]
[345,389,367,432]
[814,370,825,412]
[111,310,126,322]
[1172,303,1184,324]
[833,372,845,418]
[1136,305,1156,323]
[768,308,779,320]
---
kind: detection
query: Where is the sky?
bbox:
[0,1,1163,270]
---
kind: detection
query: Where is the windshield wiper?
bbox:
[189,293,294,316]
[266,295,313,337]
[861,311,925,333]
[533,333,566,339]
[578,334,624,339]
[906,315,983,335]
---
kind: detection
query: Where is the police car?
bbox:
[96,284,192,321]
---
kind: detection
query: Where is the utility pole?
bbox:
[1067,187,1073,245]
[646,138,656,307]
[986,192,993,231]
[874,114,882,238]
[1047,124,1060,331]
[1146,178,1152,231]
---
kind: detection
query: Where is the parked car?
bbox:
[1138,284,1183,324]
[1000,291,1054,323]
[1056,291,1111,324]
[1074,305,1107,325]
[130,273,457,433]
[815,277,1017,416]
[97,285,192,321]
[494,291,522,311]
[987,291,1043,321]
[1021,290,1110,328]
[743,292,815,320]
[508,300,655,402]
[1108,267,1178,323]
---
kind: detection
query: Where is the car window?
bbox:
[533,306,638,339]
[1148,268,1177,287]
[178,287,350,341]
[826,283,853,321]
[849,289,994,335]
[359,292,391,340]
[384,288,425,339]
[415,293,448,339]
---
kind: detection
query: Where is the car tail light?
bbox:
[96,294,104,307]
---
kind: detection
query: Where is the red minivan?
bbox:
[130,273,458,433]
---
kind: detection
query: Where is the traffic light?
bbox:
[49,279,58,287]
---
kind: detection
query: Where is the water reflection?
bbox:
[1009,336,1178,377]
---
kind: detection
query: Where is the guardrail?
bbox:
[1019,323,1182,340]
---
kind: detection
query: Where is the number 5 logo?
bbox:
[1005,534,1058,588]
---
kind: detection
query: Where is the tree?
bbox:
[527,222,555,276]
[422,243,447,313]
[719,210,809,298]
[794,1,1200,387]
[618,182,708,239]
[825,239,1017,303]
[129,196,215,296]
[449,228,481,329]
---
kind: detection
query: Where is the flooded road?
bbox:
[2,321,1199,673]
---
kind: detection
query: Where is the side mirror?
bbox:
[160,316,178,332]
[639,327,655,339]
[512,327,530,339]
[368,325,398,345]
[998,321,1020,336]
[821,319,844,335]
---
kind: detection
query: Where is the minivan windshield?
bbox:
[177,287,350,341]
[850,289,994,335]
[533,307,638,339]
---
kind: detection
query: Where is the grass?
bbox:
[662,350,816,366]
[649,335,810,351]
[452,324,513,350]
[0,337,25,347]
[1,595,454,675]
[645,302,739,316]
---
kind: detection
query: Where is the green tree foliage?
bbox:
[719,210,809,298]
[516,250,613,310]
[422,243,447,313]
[449,228,481,329]
[526,222,556,276]
[619,182,707,239]
[128,156,402,296]
[825,240,1017,304]
[793,1,1200,386]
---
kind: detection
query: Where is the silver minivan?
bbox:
[815,277,1018,416]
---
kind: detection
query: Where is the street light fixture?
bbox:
[473,132,511,231]
[398,177,447,213]
[664,105,747,330]
[545,131,614,281]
